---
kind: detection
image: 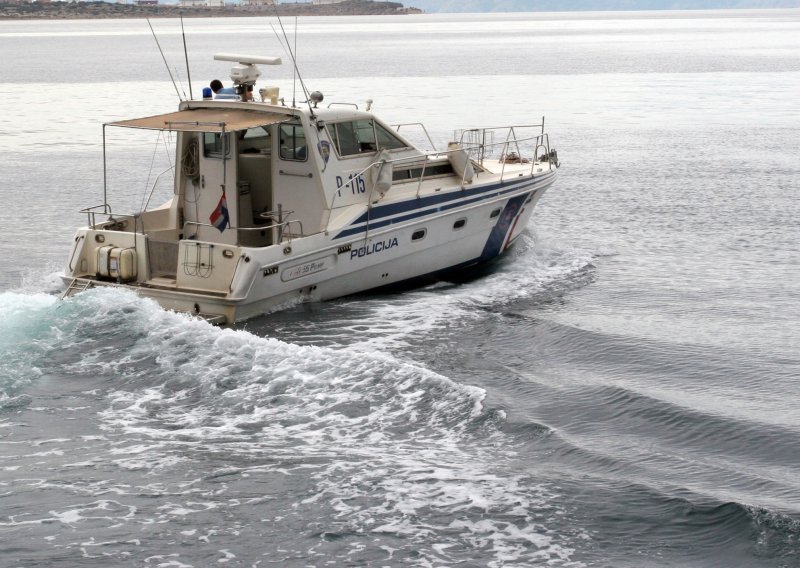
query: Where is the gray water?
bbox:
[1,10,799,567]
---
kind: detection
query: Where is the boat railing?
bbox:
[142,167,175,212]
[455,122,545,163]
[324,129,555,233]
[80,204,147,236]
[81,201,303,248]
[392,122,438,152]
[329,131,553,200]
[182,208,304,246]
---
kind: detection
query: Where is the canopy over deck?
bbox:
[108,108,290,132]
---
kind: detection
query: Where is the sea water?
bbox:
[0,10,799,567]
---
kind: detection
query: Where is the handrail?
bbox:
[324,125,556,234]
[182,213,304,245]
[142,167,175,212]
[392,122,437,152]
[80,204,136,229]
[332,133,548,197]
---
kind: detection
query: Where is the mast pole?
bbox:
[181,15,193,100]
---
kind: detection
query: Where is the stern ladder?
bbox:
[60,278,95,300]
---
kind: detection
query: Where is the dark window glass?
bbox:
[203,132,230,158]
[490,208,501,218]
[279,122,307,161]
[392,163,455,181]
[375,122,407,151]
[331,122,357,155]
[453,218,467,230]
[411,229,426,241]
[329,120,397,156]
[353,120,377,153]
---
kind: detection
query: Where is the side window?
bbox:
[328,120,392,157]
[331,122,359,156]
[279,122,307,161]
[203,132,230,158]
[353,120,377,153]
[375,122,407,151]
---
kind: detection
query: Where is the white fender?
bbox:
[447,142,475,184]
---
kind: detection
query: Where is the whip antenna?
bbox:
[293,16,297,108]
[180,15,193,100]
[147,18,182,101]
[270,6,315,118]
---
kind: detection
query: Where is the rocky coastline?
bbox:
[0,0,421,20]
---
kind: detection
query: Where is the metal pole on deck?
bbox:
[102,124,108,210]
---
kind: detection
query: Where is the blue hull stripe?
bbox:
[478,192,530,263]
[334,172,553,240]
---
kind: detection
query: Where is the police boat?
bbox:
[62,53,559,324]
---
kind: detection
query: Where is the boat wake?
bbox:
[0,287,585,566]
[243,232,596,354]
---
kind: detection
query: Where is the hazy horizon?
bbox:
[403,0,800,13]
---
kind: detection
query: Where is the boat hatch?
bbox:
[108,108,290,132]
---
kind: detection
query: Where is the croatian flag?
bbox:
[209,189,230,232]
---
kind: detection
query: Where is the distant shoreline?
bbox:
[0,0,422,20]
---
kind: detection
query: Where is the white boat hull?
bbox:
[63,171,554,324]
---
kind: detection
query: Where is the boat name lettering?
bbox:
[282,258,329,281]
[350,237,399,259]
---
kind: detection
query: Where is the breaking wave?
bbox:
[0,287,584,566]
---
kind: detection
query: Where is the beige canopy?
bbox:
[108,108,290,132]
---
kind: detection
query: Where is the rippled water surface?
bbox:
[1,10,799,567]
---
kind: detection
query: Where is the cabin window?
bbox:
[490,208,501,219]
[375,122,407,151]
[279,122,307,161]
[328,119,408,157]
[453,218,467,230]
[392,162,454,181]
[411,229,427,241]
[239,126,271,154]
[203,132,231,158]
[353,120,377,153]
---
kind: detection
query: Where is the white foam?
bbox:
[15,268,66,296]
[1,269,583,565]
[142,555,193,568]
[0,291,60,399]
[279,233,595,354]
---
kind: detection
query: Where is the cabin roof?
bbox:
[108,108,291,132]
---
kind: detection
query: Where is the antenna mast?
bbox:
[293,16,297,108]
[180,15,193,100]
[270,6,315,118]
[147,18,182,101]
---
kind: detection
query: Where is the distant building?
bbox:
[179,0,223,5]
[244,0,276,5]
[135,0,159,4]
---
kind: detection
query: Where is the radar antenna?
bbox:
[213,53,282,101]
